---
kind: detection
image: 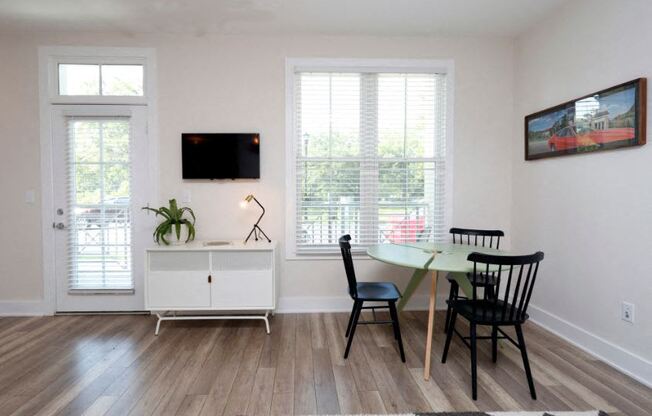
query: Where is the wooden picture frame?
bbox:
[525,78,647,160]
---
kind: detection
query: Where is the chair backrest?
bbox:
[450,227,504,249]
[339,235,357,299]
[467,251,544,323]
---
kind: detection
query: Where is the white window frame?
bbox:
[39,46,159,313]
[285,58,455,260]
[45,46,151,105]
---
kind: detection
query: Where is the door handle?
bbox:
[52,222,65,230]
[208,275,212,283]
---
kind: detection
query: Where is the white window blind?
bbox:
[66,117,134,291]
[293,70,448,254]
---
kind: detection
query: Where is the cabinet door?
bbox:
[211,251,273,308]
[147,271,211,308]
[147,252,211,309]
[212,271,273,308]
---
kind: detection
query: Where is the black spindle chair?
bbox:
[339,235,405,362]
[444,227,505,333]
[441,251,544,400]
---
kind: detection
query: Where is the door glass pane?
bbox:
[59,64,100,95]
[101,65,144,96]
[67,118,133,291]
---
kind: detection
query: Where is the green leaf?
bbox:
[142,206,171,221]
[169,199,179,220]
[179,207,196,224]
[182,220,196,242]
[159,207,174,220]
[159,222,171,245]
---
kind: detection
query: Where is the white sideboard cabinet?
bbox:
[145,240,278,334]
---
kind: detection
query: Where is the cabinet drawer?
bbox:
[211,271,273,308]
[149,252,209,271]
[147,271,211,309]
[211,251,272,270]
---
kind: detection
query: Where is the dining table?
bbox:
[366,241,502,380]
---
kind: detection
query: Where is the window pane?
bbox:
[101,65,144,96]
[331,74,360,157]
[299,73,360,158]
[59,64,100,95]
[68,118,133,290]
[294,70,447,252]
[378,74,406,158]
[300,74,331,158]
[406,75,436,158]
[297,161,360,246]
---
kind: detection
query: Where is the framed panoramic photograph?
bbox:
[525,78,647,160]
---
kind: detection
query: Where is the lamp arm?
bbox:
[252,197,266,226]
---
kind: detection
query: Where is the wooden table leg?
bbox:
[423,270,439,380]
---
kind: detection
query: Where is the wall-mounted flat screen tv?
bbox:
[182,133,260,179]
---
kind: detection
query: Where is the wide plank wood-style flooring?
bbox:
[0,311,650,416]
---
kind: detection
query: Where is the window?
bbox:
[287,59,452,255]
[67,117,134,291]
[58,63,144,96]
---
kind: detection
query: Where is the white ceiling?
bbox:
[0,0,569,37]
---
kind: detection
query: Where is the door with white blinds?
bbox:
[291,69,448,254]
[52,106,149,311]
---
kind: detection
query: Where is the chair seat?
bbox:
[446,272,498,287]
[451,299,529,324]
[355,282,401,301]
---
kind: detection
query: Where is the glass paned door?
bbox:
[52,106,149,311]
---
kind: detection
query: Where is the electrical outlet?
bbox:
[25,190,35,205]
[622,302,634,323]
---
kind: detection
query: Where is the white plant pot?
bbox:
[166,227,188,245]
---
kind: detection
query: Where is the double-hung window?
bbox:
[287,59,453,256]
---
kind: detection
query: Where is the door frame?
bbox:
[38,46,158,314]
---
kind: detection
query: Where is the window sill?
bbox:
[286,253,373,261]
[68,289,135,295]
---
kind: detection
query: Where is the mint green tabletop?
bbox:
[367,242,502,273]
[367,242,504,311]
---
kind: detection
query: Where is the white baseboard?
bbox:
[528,303,652,388]
[0,300,51,316]
[276,294,449,313]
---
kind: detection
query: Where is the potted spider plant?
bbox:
[142,199,196,245]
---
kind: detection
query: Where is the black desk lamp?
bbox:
[240,194,271,243]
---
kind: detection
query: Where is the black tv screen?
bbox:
[182,133,260,179]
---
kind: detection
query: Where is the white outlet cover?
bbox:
[182,189,191,203]
[25,190,36,204]
[622,302,634,323]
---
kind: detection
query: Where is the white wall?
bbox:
[0,32,514,311]
[513,0,652,384]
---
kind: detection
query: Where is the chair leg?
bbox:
[470,323,478,400]
[486,285,495,300]
[444,282,457,333]
[515,324,537,400]
[388,302,399,340]
[344,300,362,359]
[491,325,498,363]
[345,301,357,338]
[441,309,457,363]
[388,301,406,363]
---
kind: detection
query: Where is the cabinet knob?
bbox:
[208,275,212,283]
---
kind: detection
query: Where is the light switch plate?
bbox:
[181,189,192,204]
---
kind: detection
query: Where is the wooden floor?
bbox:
[0,311,650,416]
